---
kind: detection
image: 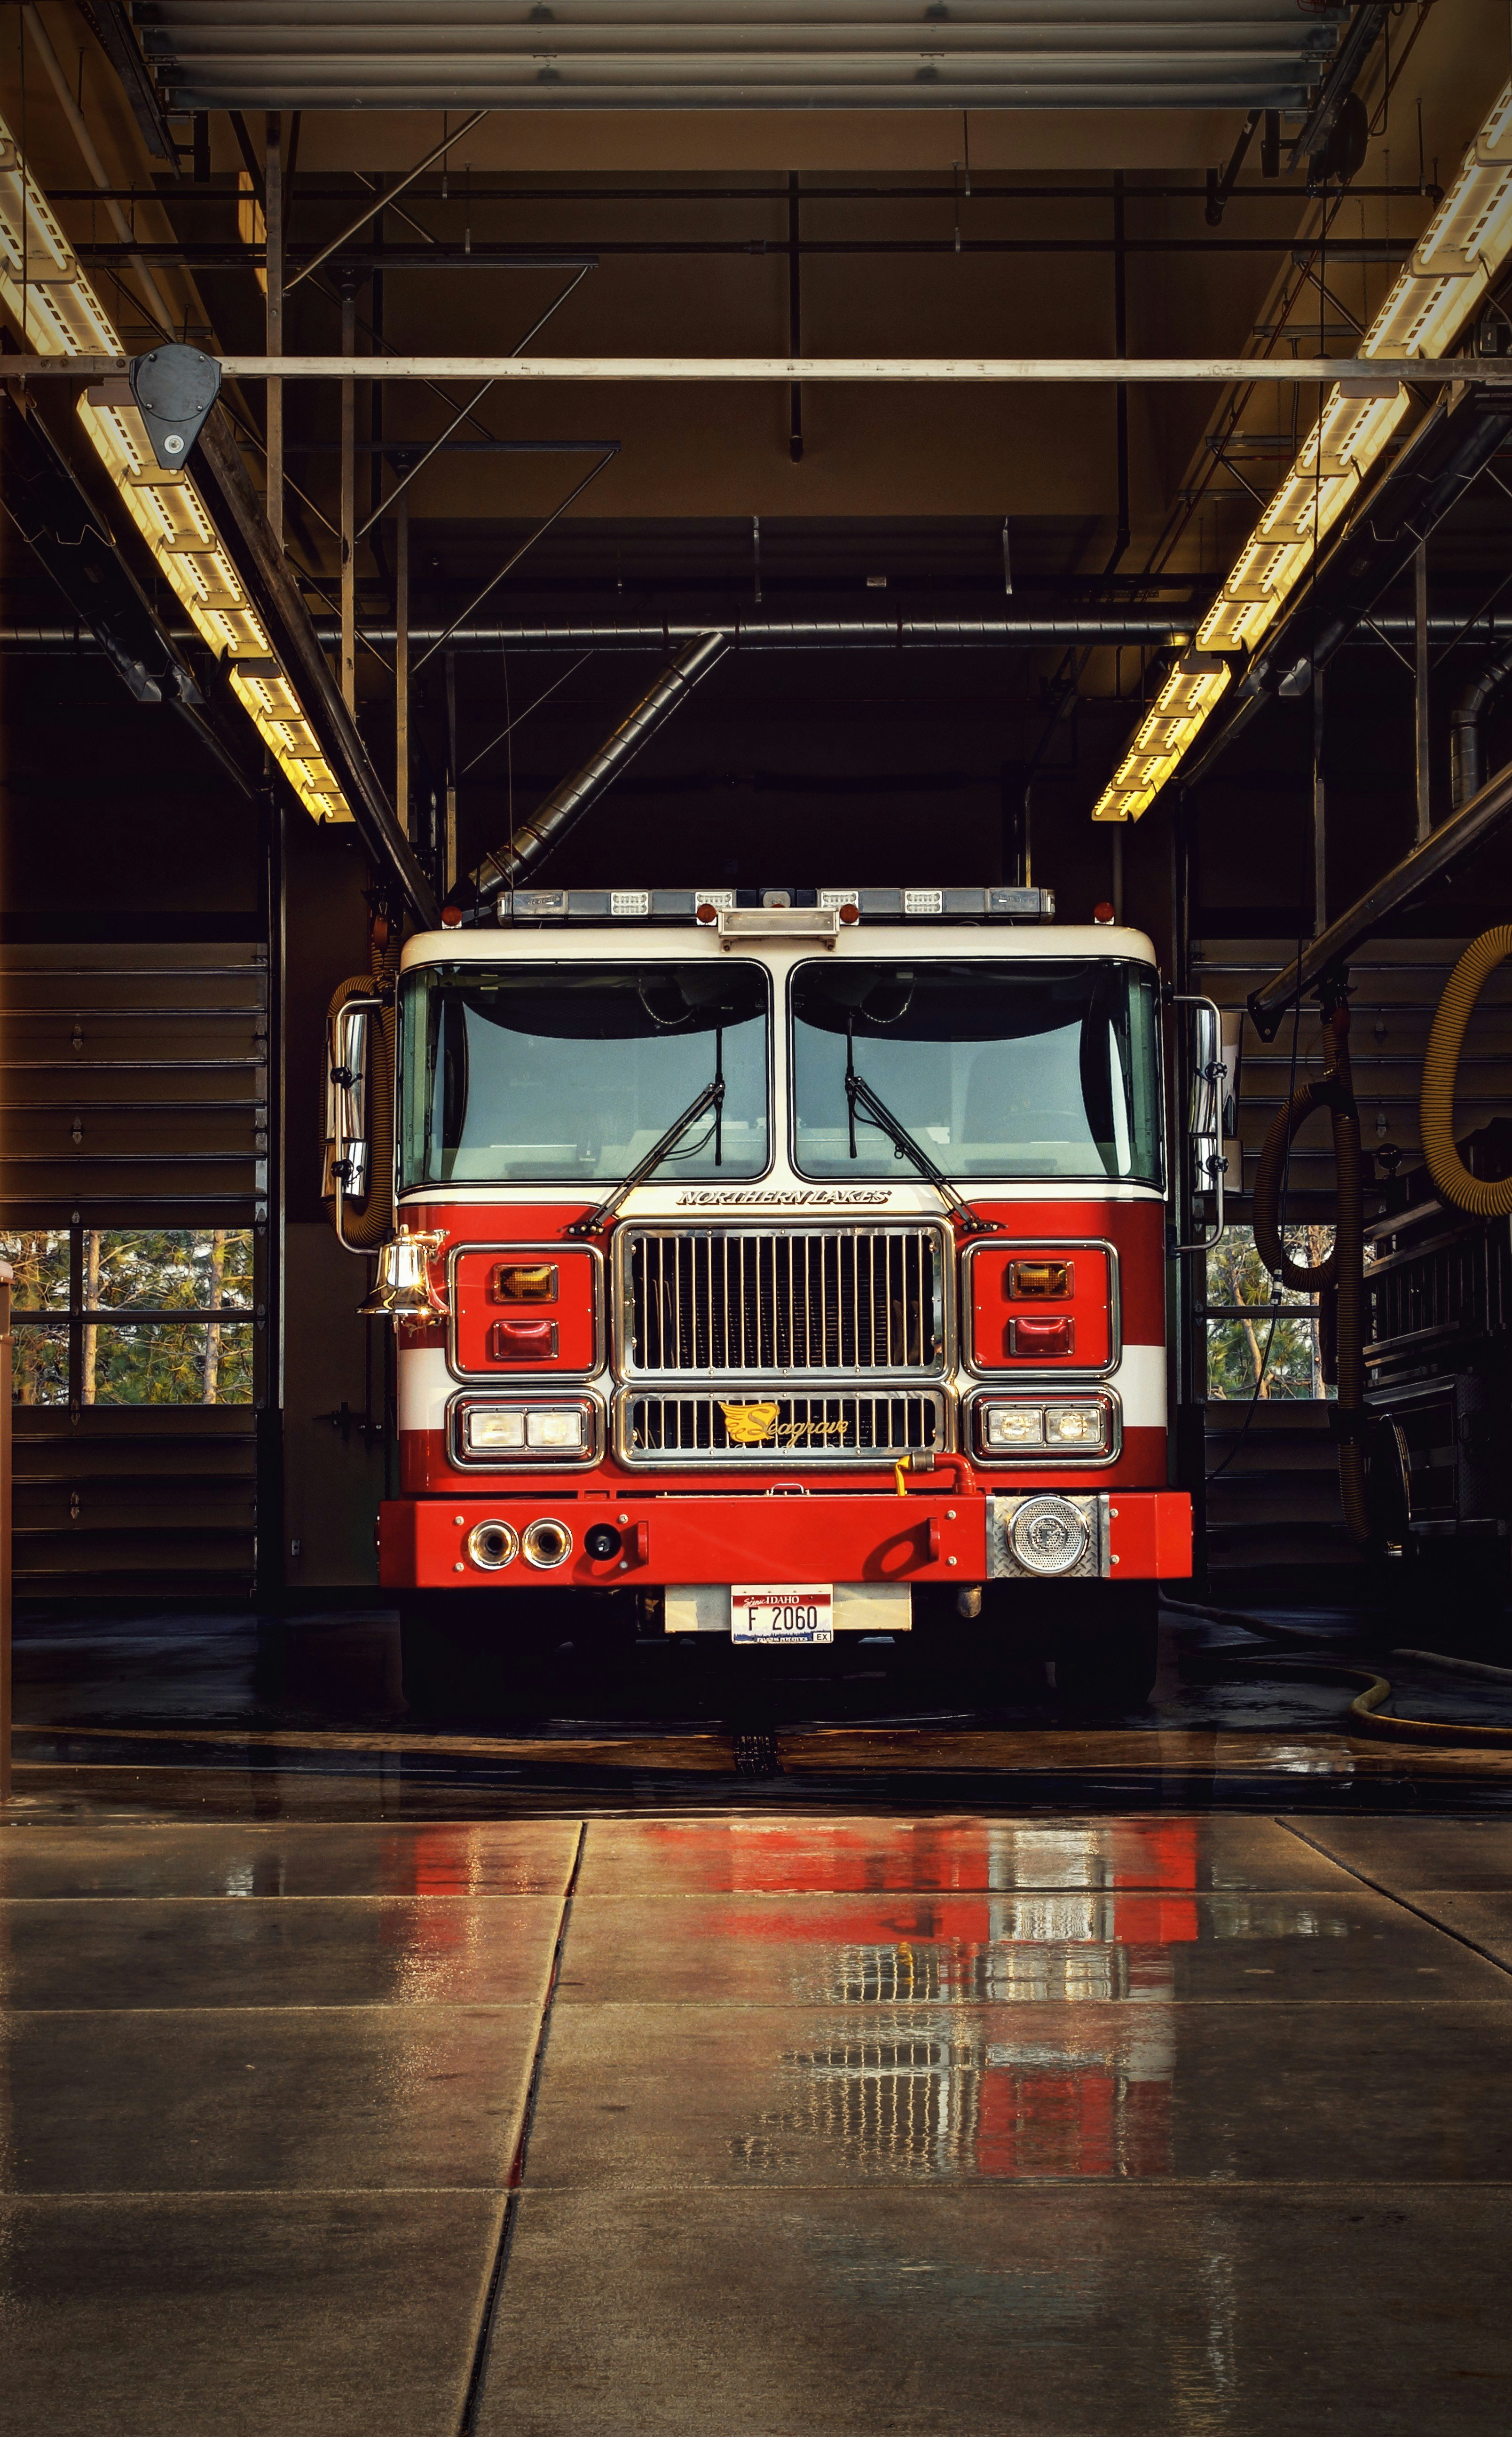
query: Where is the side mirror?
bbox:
[1168,991,1230,1254]
[324,995,382,1242]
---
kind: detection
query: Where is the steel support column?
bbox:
[1415,542,1432,844]
[1312,665,1326,936]
[265,115,283,548]
[340,274,357,715]
[395,489,410,837]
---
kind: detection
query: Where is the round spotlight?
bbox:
[522,1517,574,1571]
[583,1523,623,1562]
[1008,1495,1090,1577]
[466,1519,520,1572]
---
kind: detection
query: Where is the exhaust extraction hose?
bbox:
[1252,996,1370,1542]
[1419,926,1512,1217]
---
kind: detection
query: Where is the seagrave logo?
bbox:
[717,1401,852,1445]
[674,1188,892,1208]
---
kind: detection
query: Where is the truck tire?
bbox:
[1052,1582,1161,1709]
[400,1597,508,1720]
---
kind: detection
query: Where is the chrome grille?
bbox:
[619,1388,946,1467]
[622,1224,944,1375]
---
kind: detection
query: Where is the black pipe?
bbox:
[0,614,1201,650]
[1450,640,1512,809]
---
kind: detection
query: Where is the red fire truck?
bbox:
[331,886,1210,1707]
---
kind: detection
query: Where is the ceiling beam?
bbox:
[8,355,1502,387]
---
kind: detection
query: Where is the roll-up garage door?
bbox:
[0,941,268,1596]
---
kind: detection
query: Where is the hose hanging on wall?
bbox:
[1419,927,1512,1217]
[1252,990,1370,1542]
[323,923,401,1250]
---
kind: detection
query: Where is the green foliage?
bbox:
[1205,1223,1333,1402]
[2,1228,255,1406]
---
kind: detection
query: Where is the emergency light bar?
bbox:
[483,884,1055,927]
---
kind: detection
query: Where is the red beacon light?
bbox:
[1093,901,1116,926]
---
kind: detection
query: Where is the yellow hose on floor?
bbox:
[1419,925,1512,1215]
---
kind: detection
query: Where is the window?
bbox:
[1203,1225,1335,1401]
[2,1226,258,1407]
[790,958,1162,1185]
[399,962,771,1188]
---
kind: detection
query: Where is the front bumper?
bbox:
[378,1489,1192,1589]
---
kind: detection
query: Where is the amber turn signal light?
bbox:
[1009,1260,1072,1300]
[493,1262,557,1303]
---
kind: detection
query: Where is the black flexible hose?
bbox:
[1251,997,1370,1541]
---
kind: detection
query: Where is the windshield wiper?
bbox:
[845,1016,1001,1238]
[567,1023,724,1238]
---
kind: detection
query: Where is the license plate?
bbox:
[731,1584,834,1645]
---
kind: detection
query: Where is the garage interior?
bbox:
[5,4,1512,2430]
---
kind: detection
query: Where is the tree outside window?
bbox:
[1205,1224,1334,1401]
[2,1227,257,1406]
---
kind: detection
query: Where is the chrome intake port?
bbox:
[466,1520,520,1572]
[522,1517,574,1571]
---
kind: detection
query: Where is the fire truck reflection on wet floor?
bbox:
[379,1816,1207,2177]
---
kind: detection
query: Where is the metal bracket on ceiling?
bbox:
[128,344,222,473]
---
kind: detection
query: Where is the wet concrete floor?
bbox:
[2,1804,1511,2433]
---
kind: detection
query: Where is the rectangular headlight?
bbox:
[1045,1404,1108,1449]
[526,1408,586,1450]
[984,1405,1045,1448]
[467,1408,527,1450]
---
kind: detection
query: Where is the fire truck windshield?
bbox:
[791,958,1162,1184]
[398,962,769,1186]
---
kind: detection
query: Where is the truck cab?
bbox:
[343,887,1195,1703]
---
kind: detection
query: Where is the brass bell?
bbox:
[359,1225,449,1321]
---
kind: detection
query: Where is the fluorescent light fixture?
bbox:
[1093,77,1512,822]
[0,111,351,825]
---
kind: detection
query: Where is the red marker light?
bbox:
[1093,901,1116,926]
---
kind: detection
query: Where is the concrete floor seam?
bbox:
[1277,1819,1512,1980]
[456,1819,589,2437]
